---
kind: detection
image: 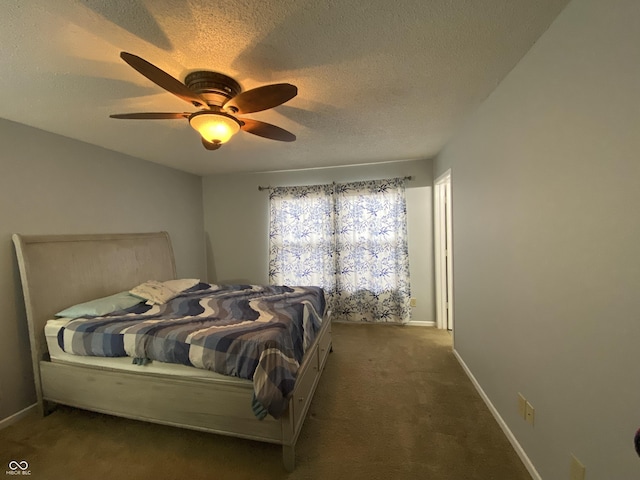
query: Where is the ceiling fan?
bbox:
[110,52,297,150]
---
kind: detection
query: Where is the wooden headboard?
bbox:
[12,232,176,405]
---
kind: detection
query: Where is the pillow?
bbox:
[129,280,178,305]
[162,278,200,293]
[55,292,143,318]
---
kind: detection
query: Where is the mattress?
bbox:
[45,318,251,386]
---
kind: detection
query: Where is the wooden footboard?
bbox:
[40,360,285,439]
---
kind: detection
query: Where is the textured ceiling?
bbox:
[0,0,569,176]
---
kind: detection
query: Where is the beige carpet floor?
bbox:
[0,323,532,480]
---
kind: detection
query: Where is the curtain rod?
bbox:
[258,175,413,191]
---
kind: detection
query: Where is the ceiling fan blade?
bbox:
[110,112,189,119]
[202,138,222,150]
[225,83,297,115]
[240,118,296,142]
[120,52,207,107]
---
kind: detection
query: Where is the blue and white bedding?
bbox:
[57,283,326,419]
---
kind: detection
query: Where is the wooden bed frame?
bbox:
[12,232,331,471]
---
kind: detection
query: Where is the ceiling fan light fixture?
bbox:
[189,111,241,144]
[111,53,298,149]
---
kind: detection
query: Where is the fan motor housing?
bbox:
[184,71,241,107]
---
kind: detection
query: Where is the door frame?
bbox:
[434,169,454,333]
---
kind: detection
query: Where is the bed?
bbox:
[12,232,332,471]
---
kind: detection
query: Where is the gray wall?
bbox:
[433,0,640,477]
[0,119,206,421]
[202,158,435,323]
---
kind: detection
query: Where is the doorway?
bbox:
[434,170,454,333]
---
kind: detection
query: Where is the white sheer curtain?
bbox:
[268,178,411,324]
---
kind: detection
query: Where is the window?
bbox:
[269,178,411,323]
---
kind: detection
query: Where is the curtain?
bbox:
[333,178,411,323]
[268,178,411,324]
[268,184,336,292]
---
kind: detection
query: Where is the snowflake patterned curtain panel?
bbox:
[268,178,411,324]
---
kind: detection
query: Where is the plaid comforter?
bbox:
[57,283,325,419]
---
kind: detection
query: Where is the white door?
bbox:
[434,170,454,332]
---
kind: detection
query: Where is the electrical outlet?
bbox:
[410,298,417,307]
[517,393,527,420]
[570,455,586,480]
[525,401,535,426]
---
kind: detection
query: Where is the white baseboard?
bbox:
[452,349,541,480]
[406,320,436,327]
[0,403,37,430]
[331,320,436,326]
